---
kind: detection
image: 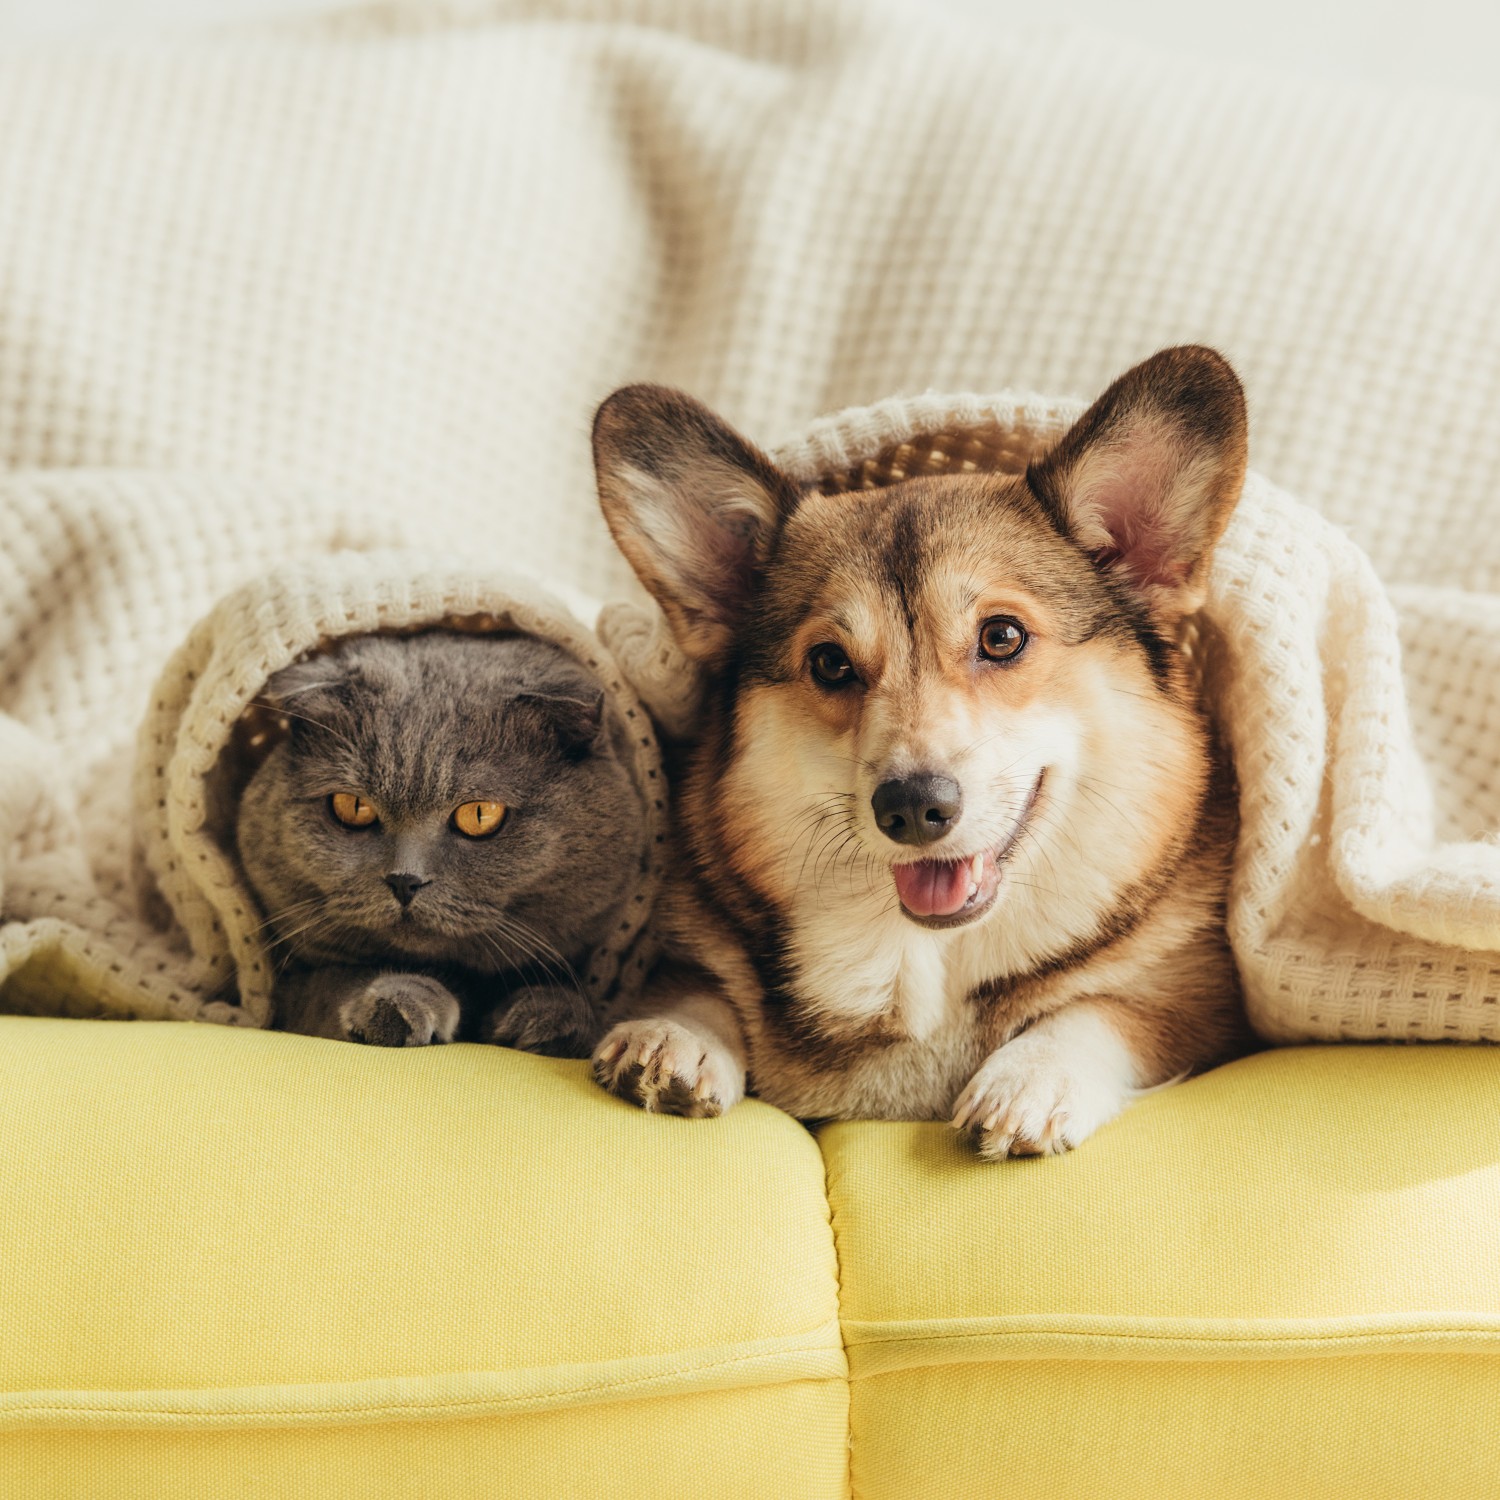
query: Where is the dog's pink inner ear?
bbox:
[1068,434,1203,593]
[690,502,763,602]
[594,382,801,664]
[613,467,776,650]
[1030,348,1248,619]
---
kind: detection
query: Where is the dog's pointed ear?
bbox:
[593,385,802,664]
[1027,346,1247,622]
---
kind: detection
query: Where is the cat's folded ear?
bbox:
[512,689,606,762]
[593,384,802,666]
[1026,345,1248,622]
[258,653,351,710]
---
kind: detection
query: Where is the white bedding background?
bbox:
[4,0,1497,101]
[0,0,1497,1041]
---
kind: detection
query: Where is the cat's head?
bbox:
[236,631,646,979]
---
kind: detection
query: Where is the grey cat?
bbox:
[235,631,647,1055]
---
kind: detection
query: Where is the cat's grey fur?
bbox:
[236,631,647,1054]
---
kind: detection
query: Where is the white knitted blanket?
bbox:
[0,0,1497,1041]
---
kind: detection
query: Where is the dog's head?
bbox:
[594,348,1245,949]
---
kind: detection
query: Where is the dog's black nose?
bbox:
[872,774,963,845]
[385,872,430,908]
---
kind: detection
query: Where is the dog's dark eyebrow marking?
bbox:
[882,504,922,638]
[1090,576,1176,686]
[1095,622,1171,685]
[1133,623,1176,685]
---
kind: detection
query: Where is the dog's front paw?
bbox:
[952,1026,1133,1160]
[591,1018,745,1118]
[483,985,600,1059]
[340,974,461,1048]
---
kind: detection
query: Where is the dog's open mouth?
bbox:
[892,852,997,921]
[891,772,1044,930]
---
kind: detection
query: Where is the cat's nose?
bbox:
[385,872,430,908]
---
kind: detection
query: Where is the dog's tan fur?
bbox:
[591,348,1255,1156]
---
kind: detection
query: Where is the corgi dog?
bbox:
[589,346,1254,1157]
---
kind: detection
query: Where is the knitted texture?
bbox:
[2,517,668,1025]
[135,554,667,1026]
[0,0,1497,1039]
[771,398,1500,1043]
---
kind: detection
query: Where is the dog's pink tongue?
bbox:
[892,858,971,918]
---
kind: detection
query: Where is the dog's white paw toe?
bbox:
[592,1017,744,1118]
[952,1022,1135,1160]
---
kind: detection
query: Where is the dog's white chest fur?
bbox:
[590,343,1250,1148]
[774,907,993,1118]
[792,906,956,1035]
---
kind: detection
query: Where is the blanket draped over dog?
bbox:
[1,0,1498,1042]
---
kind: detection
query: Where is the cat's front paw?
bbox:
[340,974,461,1048]
[483,985,600,1059]
[591,1018,744,1119]
[951,1027,1133,1160]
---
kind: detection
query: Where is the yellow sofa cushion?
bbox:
[824,1046,1500,1499]
[0,1017,847,1500]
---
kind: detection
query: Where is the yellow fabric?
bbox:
[0,1017,847,1499]
[9,1024,1500,1496]
[823,1046,1500,1498]
[6,1385,848,1500]
[850,1359,1500,1500]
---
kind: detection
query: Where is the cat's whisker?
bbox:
[241,633,643,1050]
[472,917,559,976]
[269,909,339,969]
[247,700,359,754]
[472,924,587,1008]
[251,893,326,938]
[485,913,585,992]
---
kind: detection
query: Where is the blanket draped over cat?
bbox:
[1,553,682,1029]
[0,2,1499,1041]
[3,389,1500,1042]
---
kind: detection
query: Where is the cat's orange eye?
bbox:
[329,792,378,828]
[453,800,507,838]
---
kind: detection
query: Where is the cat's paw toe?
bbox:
[484,986,599,1059]
[591,1019,743,1118]
[341,975,460,1048]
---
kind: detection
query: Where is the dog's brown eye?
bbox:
[809,643,856,687]
[329,792,378,828]
[978,617,1028,663]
